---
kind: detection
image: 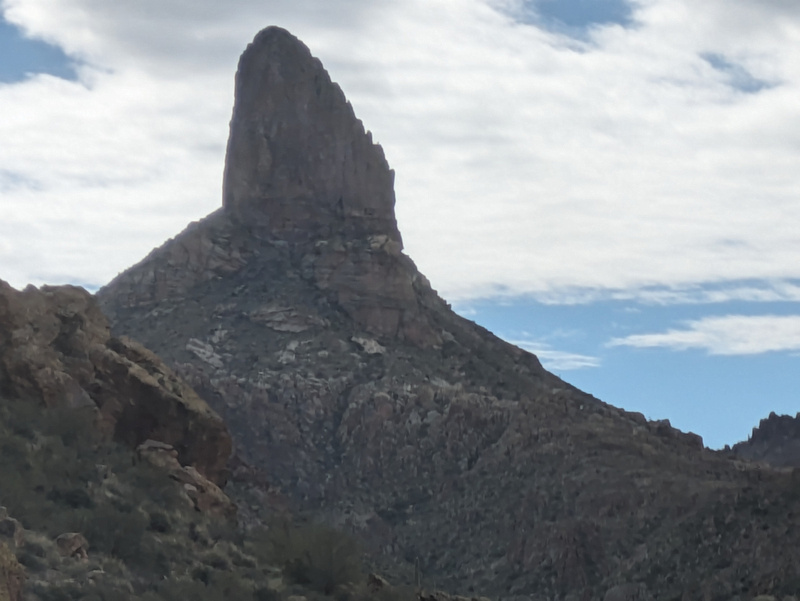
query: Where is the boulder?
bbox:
[137,440,236,518]
[55,532,89,559]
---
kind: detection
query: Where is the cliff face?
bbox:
[97,26,800,600]
[0,279,231,485]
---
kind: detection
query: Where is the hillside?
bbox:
[92,27,800,600]
[0,279,430,601]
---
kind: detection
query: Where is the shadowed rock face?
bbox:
[733,411,800,467]
[97,26,800,600]
[224,27,401,246]
[103,27,439,347]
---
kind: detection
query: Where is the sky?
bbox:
[1,0,799,449]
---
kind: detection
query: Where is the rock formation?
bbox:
[733,411,800,467]
[0,279,231,485]
[101,28,440,348]
[97,26,800,600]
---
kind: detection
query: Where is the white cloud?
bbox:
[508,338,600,370]
[608,314,800,355]
[0,0,799,303]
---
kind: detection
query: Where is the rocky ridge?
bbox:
[98,26,800,600]
[733,412,800,468]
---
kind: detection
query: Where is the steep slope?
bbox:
[98,26,800,600]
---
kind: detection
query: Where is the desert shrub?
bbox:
[16,547,47,572]
[203,552,230,571]
[46,486,94,509]
[85,503,147,562]
[29,582,83,601]
[373,584,418,601]
[191,565,211,584]
[77,581,133,601]
[340,583,418,601]
[148,511,172,534]
[253,586,282,601]
[206,516,243,544]
[152,573,255,601]
[267,522,362,594]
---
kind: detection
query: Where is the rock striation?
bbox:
[0,279,231,485]
[98,26,800,600]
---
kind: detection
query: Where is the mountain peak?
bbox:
[101,26,442,346]
[95,28,800,599]
[223,26,401,247]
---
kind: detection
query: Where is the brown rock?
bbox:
[0,280,231,485]
[55,532,89,559]
[137,440,236,517]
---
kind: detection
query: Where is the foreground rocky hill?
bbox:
[0,279,432,601]
[97,27,800,600]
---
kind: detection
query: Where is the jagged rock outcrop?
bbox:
[733,411,800,467]
[137,440,236,517]
[0,279,231,485]
[97,26,800,600]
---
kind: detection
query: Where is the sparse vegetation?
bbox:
[0,395,414,601]
[258,520,363,594]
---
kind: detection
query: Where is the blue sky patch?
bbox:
[520,0,635,37]
[702,53,773,94]
[0,16,78,83]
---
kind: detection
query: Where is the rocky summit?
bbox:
[98,26,800,600]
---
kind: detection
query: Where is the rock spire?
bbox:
[101,26,440,347]
[223,26,401,246]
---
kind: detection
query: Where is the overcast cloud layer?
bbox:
[1,0,799,306]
